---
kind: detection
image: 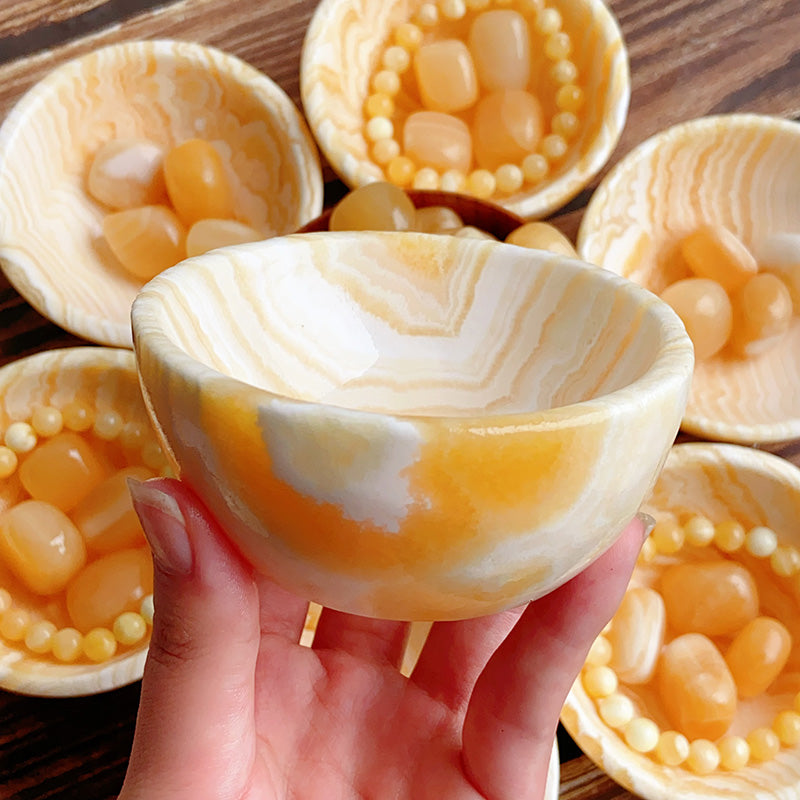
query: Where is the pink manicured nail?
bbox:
[128,478,193,575]
[635,511,657,540]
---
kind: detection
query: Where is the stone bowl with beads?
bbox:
[0,39,323,349]
[0,347,169,697]
[300,0,630,219]
[562,442,800,799]
[578,114,800,446]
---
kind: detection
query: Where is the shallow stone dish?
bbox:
[300,0,630,219]
[578,114,800,445]
[132,231,692,621]
[0,39,323,349]
[562,441,800,800]
[0,347,158,697]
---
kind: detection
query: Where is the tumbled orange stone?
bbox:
[657,633,737,740]
[403,111,473,173]
[164,139,235,226]
[725,616,792,698]
[728,273,793,358]
[660,560,759,637]
[0,500,86,595]
[413,39,479,113]
[472,90,544,171]
[66,548,154,632]
[679,225,758,293]
[186,219,263,257]
[468,9,531,91]
[72,466,155,554]
[19,432,109,513]
[103,205,187,280]
[329,182,417,232]
[87,138,167,210]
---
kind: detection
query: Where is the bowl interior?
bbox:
[0,39,322,348]
[578,114,800,444]
[301,0,630,218]
[137,232,675,417]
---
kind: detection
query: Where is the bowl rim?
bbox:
[0,38,324,350]
[299,0,631,219]
[0,346,151,697]
[561,440,800,800]
[577,112,800,446]
[131,230,694,429]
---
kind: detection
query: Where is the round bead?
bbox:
[83,628,118,662]
[466,169,496,199]
[551,59,579,84]
[372,70,401,96]
[0,589,11,613]
[655,730,690,766]
[774,710,800,745]
[365,92,395,118]
[597,693,635,728]
[372,138,401,165]
[687,739,720,774]
[52,628,83,662]
[0,446,18,479]
[747,727,780,761]
[439,0,466,19]
[366,116,394,142]
[624,717,659,753]
[536,7,562,35]
[62,401,94,432]
[522,153,549,183]
[683,514,715,547]
[415,2,439,25]
[113,612,148,646]
[31,406,64,438]
[387,156,417,186]
[394,22,423,51]
[745,525,778,558]
[382,46,411,73]
[718,736,750,770]
[141,440,167,471]
[540,134,568,161]
[4,422,37,454]
[544,31,572,60]
[25,620,57,654]
[119,421,146,450]
[715,519,746,552]
[412,167,440,190]
[0,607,30,641]
[140,594,155,625]
[440,169,466,193]
[494,164,524,194]
[652,518,684,554]
[582,665,618,698]
[93,410,123,441]
[770,545,800,577]
[552,111,580,139]
[585,635,612,666]
[556,83,585,112]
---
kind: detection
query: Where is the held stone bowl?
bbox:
[0,39,323,349]
[132,232,693,621]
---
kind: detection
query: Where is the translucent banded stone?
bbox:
[472,90,543,171]
[329,182,416,232]
[88,138,167,210]
[728,273,793,358]
[725,616,792,698]
[679,225,758,292]
[186,219,264,257]
[414,206,464,233]
[403,111,473,173]
[413,39,479,112]
[505,222,577,257]
[0,500,86,595]
[607,587,666,684]
[468,10,531,91]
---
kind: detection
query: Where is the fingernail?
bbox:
[635,511,657,540]
[128,478,193,575]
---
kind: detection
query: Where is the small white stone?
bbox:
[745,525,778,558]
[4,421,37,453]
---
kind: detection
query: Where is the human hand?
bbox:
[119,478,649,800]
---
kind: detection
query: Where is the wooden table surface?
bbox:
[0,0,799,797]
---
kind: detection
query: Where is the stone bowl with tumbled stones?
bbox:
[0,39,323,349]
[562,441,800,800]
[0,347,162,697]
[300,0,630,219]
[578,114,800,446]
[132,231,693,622]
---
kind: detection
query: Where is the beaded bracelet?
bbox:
[581,514,800,773]
[365,0,584,198]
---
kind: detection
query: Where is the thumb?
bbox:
[120,478,260,800]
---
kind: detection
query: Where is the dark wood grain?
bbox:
[0,0,799,797]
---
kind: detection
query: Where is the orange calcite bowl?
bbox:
[132,232,692,621]
[0,39,323,348]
